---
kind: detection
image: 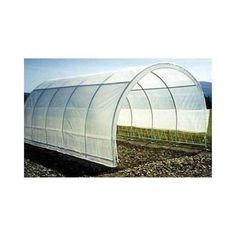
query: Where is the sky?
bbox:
[24,58,212,92]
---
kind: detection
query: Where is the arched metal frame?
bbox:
[126,97,133,128]
[137,82,154,129]
[83,73,114,157]
[111,63,207,165]
[25,63,208,167]
[151,71,178,141]
[123,72,179,142]
[44,88,61,143]
[30,82,55,139]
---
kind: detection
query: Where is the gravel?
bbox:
[101,152,211,177]
[24,159,64,177]
[24,141,212,177]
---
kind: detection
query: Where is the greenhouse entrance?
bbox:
[116,71,208,147]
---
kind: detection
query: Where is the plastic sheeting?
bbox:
[24,63,209,167]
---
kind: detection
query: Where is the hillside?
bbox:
[24,92,30,102]
[199,81,212,99]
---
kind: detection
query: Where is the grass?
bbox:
[117,109,212,147]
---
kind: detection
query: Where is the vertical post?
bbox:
[126,97,133,138]
[137,82,154,140]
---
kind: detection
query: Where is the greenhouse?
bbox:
[24,63,209,167]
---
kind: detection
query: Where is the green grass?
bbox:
[117,109,212,147]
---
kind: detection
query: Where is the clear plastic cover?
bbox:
[32,89,57,143]
[103,69,141,83]
[63,85,99,155]
[85,83,128,159]
[24,90,44,139]
[153,68,195,87]
[146,88,176,130]
[127,88,152,129]
[117,98,132,126]
[46,87,75,147]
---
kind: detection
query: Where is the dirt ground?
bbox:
[24,141,212,177]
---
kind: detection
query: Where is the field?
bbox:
[24,110,212,177]
[117,110,212,147]
[117,126,209,147]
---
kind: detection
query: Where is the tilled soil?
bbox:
[24,141,212,177]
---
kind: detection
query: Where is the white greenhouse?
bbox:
[24,63,209,167]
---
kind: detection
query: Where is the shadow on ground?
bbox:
[24,144,116,177]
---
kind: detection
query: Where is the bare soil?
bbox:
[24,141,212,177]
